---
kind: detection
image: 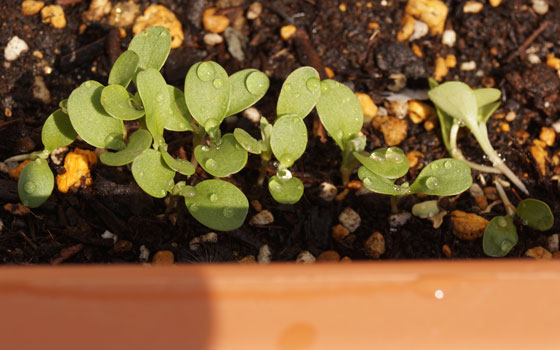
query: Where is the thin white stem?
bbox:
[3,154,33,163]
[449,122,501,174]
[494,178,516,217]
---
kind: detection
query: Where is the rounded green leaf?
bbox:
[483,216,518,257]
[517,199,554,231]
[358,166,400,196]
[233,128,262,154]
[131,149,175,198]
[165,86,194,132]
[100,129,152,166]
[194,133,247,177]
[270,115,307,167]
[227,69,269,116]
[316,79,363,148]
[41,109,77,152]
[184,179,249,231]
[137,68,170,137]
[409,159,472,196]
[18,158,54,208]
[128,26,171,71]
[353,147,409,179]
[101,84,145,121]
[427,82,478,127]
[276,67,321,119]
[411,200,440,219]
[268,175,304,204]
[108,50,139,87]
[184,61,230,129]
[59,99,68,113]
[474,88,501,108]
[67,80,125,150]
[161,149,195,176]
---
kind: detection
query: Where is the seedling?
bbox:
[354,147,472,213]
[428,80,529,195]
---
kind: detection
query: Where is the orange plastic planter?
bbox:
[0,260,558,349]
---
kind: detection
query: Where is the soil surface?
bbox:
[1,0,559,264]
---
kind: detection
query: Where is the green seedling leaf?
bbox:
[18,158,54,208]
[131,149,175,198]
[100,129,152,166]
[411,200,440,219]
[478,101,500,123]
[316,79,363,148]
[427,81,478,127]
[474,88,501,108]
[161,149,195,176]
[517,199,554,231]
[184,179,249,231]
[227,69,269,116]
[409,158,472,196]
[41,109,77,152]
[128,26,171,71]
[108,50,139,87]
[67,80,125,150]
[268,175,304,204]
[428,77,439,89]
[194,133,248,177]
[260,117,272,154]
[137,68,170,137]
[234,128,262,154]
[165,86,194,132]
[184,61,230,130]
[428,78,453,153]
[483,216,518,257]
[358,166,400,196]
[353,147,409,179]
[270,115,307,167]
[101,84,145,121]
[276,66,321,119]
[59,99,68,113]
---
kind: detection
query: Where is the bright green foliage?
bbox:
[161,149,195,176]
[517,199,554,231]
[428,81,478,128]
[67,80,125,150]
[194,133,248,177]
[184,179,249,231]
[41,109,77,152]
[276,67,321,119]
[483,216,518,257]
[18,158,54,208]
[353,147,408,179]
[165,86,194,132]
[184,61,230,130]
[358,166,400,195]
[136,68,170,137]
[131,149,175,198]
[268,175,304,204]
[316,79,363,148]
[270,115,307,167]
[101,84,145,121]
[100,129,152,166]
[473,88,501,123]
[108,50,139,87]
[233,128,263,154]
[227,69,270,116]
[409,158,472,196]
[128,26,171,71]
[59,99,68,113]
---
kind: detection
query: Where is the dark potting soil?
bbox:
[0,0,558,264]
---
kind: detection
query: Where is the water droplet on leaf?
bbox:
[444,160,452,169]
[497,217,507,227]
[204,118,219,132]
[305,77,320,92]
[320,81,330,94]
[205,158,217,170]
[501,240,513,252]
[184,186,196,198]
[425,176,439,190]
[201,146,209,152]
[209,193,218,202]
[277,168,292,180]
[246,71,268,95]
[363,178,372,187]
[431,163,439,170]
[284,83,292,91]
[156,93,164,102]
[223,207,234,218]
[385,147,403,163]
[213,78,224,89]
[197,62,215,82]
[24,181,36,194]
[190,203,199,212]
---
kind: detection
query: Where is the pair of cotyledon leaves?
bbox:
[483,199,554,257]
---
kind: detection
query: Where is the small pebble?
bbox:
[451,210,488,240]
[82,0,112,22]
[529,142,548,176]
[408,100,435,124]
[546,54,560,70]
[152,250,175,265]
[532,0,549,15]
[539,127,555,147]
[4,36,29,61]
[463,1,484,13]
[258,244,271,263]
[433,56,448,81]
[489,0,502,6]
[202,8,230,34]
[364,232,385,259]
[189,236,201,251]
[460,61,477,71]
[405,0,448,35]
[242,107,261,123]
[389,212,412,227]
[32,76,51,104]
[441,29,456,47]
[280,25,297,40]
[372,116,408,146]
[410,19,429,41]
[112,240,133,253]
[347,180,362,190]
[505,111,517,122]
[319,182,337,202]
[331,224,350,242]
[249,209,274,226]
[133,5,184,48]
[296,251,316,263]
[355,92,377,123]
[0,218,4,233]
[41,5,66,29]
[525,246,552,259]
[21,0,44,15]
[139,245,150,262]
[246,2,262,20]
[250,199,262,212]
[387,74,407,93]
[547,234,559,253]
[406,150,424,168]
[528,53,541,64]
[397,15,415,41]
[107,1,140,28]
[101,230,117,243]
[339,207,361,233]
[238,255,257,264]
[317,250,340,262]
[203,33,224,46]
[445,54,457,68]
[340,256,352,263]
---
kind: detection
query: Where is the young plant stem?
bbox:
[257,154,270,186]
[191,127,205,167]
[390,195,401,214]
[494,178,516,217]
[449,122,501,174]
[341,148,357,186]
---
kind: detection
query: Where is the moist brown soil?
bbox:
[0,0,559,263]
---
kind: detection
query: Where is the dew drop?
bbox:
[159,31,167,37]
[320,81,330,94]
[138,171,144,177]
[184,186,196,198]
[209,193,218,202]
[84,81,92,88]
[444,160,452,169]
[425,176,439,190]
[245,71,268,95]
[213,78,224,89]
[393,185,401,193]
[284,83,293,92]
[223,207,234,218]
[501,240,514,252]
[497,217,507,227]
[270,180,282,191]
[24,181,36,194]
[190,203,199,212]
[336,130,344,140]
[280,155,294,167]
[160,189,167,196]
[296,183,303,191]
[370,150,385,161]
[205,158,217,170]
[178,122,186,129]
[385,147,403,163]
[201,145,209,152]
[431,163,439,170]
[305,77,320,92]
[363,177,373,187]
[277,168,292,180]
[156,93,164,102]
[197,62,215,82]
[204,118,219,131]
